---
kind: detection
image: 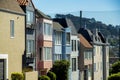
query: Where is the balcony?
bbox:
[26,53,35,64]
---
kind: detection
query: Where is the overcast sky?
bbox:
[33,0,120,25]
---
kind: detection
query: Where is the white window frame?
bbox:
[44,47,52,61]
[72,58,77,71]
[0,54,8,79]
[66,33,70,45]
[44,23,52,36]
[26,11,34,24]
[55,32,62,45]
[54,54,62,60]
[26,40,34,54]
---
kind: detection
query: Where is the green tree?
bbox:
[38,75,50,80]
[110,61,120,74]
[51,60,70,80]
[108,72,120,80]
[47,71,56,80]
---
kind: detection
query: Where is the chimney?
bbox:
[80,11,82,28]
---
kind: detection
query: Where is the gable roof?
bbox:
[36,9,51,20]
[0,0,24,14]
[79,28,93,43]
[53,22,63,31]
[53,18,77,35]
[79,34,92,48]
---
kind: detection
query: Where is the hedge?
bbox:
[38,75,50,80]
[11,72,24,80]
[47,71,56,80]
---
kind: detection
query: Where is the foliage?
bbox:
[108,72,120,80]
[11,72,24,80]
[22,66,33,73]
[38,75,50,80]
[47,71,56,80]
[110,61,120,74]
[51,60,70,80]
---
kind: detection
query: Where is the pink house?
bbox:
[36,9,53,75]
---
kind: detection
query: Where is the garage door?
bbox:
[0,59,4,80]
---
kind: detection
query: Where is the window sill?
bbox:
[55,44,62,46]
[10,37,14,39]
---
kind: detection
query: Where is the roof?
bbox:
[0,0,24,14]
[53,22,63,31]
[79,28,93,43]
[53,18,77,35]
[17,0,29,5]
[36,9,51,20]
[79,34,93,48]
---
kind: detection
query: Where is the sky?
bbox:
[33,0,120,26]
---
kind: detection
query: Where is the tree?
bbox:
[51,60,70,80]
[108,72,120,80]
[47,71,56,80]
[110,61,120,74]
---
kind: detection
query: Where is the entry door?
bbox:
[0,59,4,80]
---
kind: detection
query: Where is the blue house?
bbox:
[53,18,79,80]
[53,22,63,61]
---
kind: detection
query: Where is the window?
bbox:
[27,40,34,53]
[72,40,77,51]
[44,23,52,35]
[26,11,34,24]
[44,47,52,60]
[39,48,42,60]
[55,32,62,44]
[84,50,92,60]
[88,69,91,77]
[54,54,62,60]
[66,33,70,44]
[10,20,14,37]
[72,58,76,71]
[94,63,96,72]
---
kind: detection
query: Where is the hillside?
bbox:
[55,14,120,37]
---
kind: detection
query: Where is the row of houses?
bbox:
[0,0,109,80]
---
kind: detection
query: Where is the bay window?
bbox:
[44,23,52,35]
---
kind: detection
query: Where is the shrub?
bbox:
[38,75,50,80]
[47,71,56,80]
[11,72,24,80]
[111,61,120,74]
[108,72,120,80]
[51,60,70,80]
[22,66,33,73]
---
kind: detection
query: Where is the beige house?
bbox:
[79,28,109,80]
[0,0,25,79]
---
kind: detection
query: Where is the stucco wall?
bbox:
[25,71,38,80]
[93,45,103,80]
[0,11,25,79]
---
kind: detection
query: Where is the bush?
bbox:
[47,71,56,80]
[51,60,70,80]
[11,72,24,80]
[22,66,33,73]
[108,72,120,80]
[111,61,120,74]
[38,75,50,80]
